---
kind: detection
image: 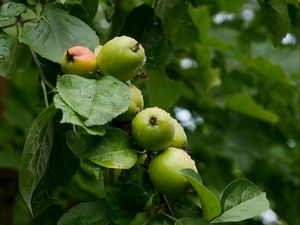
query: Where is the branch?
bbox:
[30,49,55,107]
[30,48,55,90]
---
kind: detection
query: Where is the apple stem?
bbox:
[66,50,75,62]
[150,116,158,125]
[131,42,140,52]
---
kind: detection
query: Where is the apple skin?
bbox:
[148,147,198,198]
[97,36,146,81]
[117,84,144,121]
[131,107,175,152]
[170,118,187,149]
[61,46,97,77]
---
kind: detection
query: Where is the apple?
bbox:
[61,45,97,77]
[117,84,144,121]
[148,147,198,198]
[131,107,175,152]
[170,118,187,149]
[97,36,146,81]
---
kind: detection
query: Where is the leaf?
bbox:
[19,105,57,214]
[146,70,182,110]
[73,162,105,198]
[67,128,137,169]
[0,2,27,18]
[224,93,280,124]
[57,200,109,225]
[177,217,211,225]
[178,168,221,221]
[18,5,99,63]
[257,0,291,45]
[30,131,80,217]
[56,75,131,127]
[0,40,31,79]
[212,179,269,223]
[120,4,171,69]
[0,32,15,61]
[105,183,149,224]
[188,5,211,42]
[155,0,199,49]
[53,94,105,136]
[238,56,291,85]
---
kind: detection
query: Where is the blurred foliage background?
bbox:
[0,0,299,225]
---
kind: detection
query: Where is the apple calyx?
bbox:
[131,42,140,53]
[150,116,158,125]
[66,50,75,62]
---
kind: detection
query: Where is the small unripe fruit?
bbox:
[97,36,146,81]
[148,147,197,198]
[170,118,187,149]
[117,84,144,121]
[131,107,175,152]
[61,46,97,77]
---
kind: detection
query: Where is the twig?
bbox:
[30,48,55,90]
[159,193,177,224]
[30,48,54,107]
[159,211,178,223]
[41,80,49,107]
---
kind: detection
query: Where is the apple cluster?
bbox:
[61,36,198,198]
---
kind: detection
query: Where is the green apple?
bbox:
[131,107,175,152]
[97,36,146,81]
[170,118,187,149]
[61,45,97,77]
[117,84,144,121]
[148,147,197,198]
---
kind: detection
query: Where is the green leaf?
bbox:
[251,42,299,75]
[257,0,291,45]
[56,75,131,127]
[67,128,137,169]
[73,162,105,198]
[178,168,221,221]
[105,183,149,224]
[146,70,182,110]
[57,200,109,225]
[188,5,211,42]
[18,5,99,63]
[0,2,27,18]
[155,0,199,49]
[177,217,211,225]
[238,56,291,85]
[0,32,15,61]
[120,4,171,69]
[0,40,31,79]
[224,93,280,124]
[53,94,105,136]
[30,132,80,217]
[212,179,269,223]
[19,105,57,214]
